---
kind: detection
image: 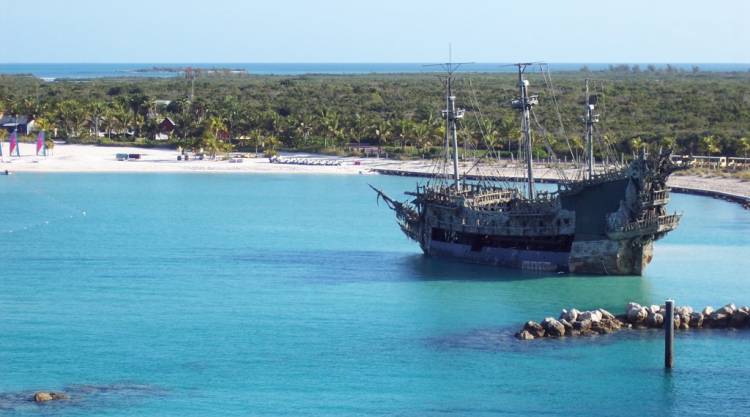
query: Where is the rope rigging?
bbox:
[420,63,626,196]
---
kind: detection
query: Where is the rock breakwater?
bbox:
[516,302,750,340]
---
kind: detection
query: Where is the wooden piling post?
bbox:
[665,299,674,369]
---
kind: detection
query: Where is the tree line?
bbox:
[0,70,749,158]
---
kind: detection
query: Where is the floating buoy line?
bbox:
[1,174,88,235]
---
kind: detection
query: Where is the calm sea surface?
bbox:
[1,63,749,79]
[1,173,750,416]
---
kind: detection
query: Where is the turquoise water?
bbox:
[1,173,749,416]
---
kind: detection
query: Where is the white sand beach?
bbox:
[4,143,750,200]
[3,143,389,175]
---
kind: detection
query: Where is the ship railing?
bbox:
[431,220,561,236]
[467,198,560,214]
[465,190,518,206]
[614,213,681,234]
[395,210,421,239]
[415,186,518,207]
[506,198,560,215]
[641,189,670,206]
[565,169,629,190]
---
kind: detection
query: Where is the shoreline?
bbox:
[4,143,749,207]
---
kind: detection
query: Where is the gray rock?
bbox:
[598,308,616,321]
[648,305,661,314]
[559,318,574,333]
[627,306,648,323]
[688,312,704,328]
[716,303,737,316]
[646,312,664,328]
[542,317,566,337]
[580,310,602,323]
[676,306,693,316]
[593,318,623,334]
[573,319,592,332]
[523,321,545,338]
[709,312,730,328]
[516,330,535,340]
[626,302,642,314]
[564,308,581,323]
[731,309,749,327]
[33,392,68,403]
[702,306,714,316]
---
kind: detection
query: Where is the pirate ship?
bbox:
[372,63,681,275]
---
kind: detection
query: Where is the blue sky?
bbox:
[2,0,748,63]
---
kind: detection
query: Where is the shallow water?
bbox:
[1,173,749,416]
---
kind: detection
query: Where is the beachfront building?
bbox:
[155,117,177,141]
[85,117,106,137]
[0,115,35,134]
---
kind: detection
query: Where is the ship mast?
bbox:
[512,63,538,199]
[445,74,464,188]
[584,79,599,179]
[430,59,467,189]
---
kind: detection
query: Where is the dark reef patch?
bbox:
[0,382,167,412]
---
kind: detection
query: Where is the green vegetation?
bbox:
[1,69,749,159]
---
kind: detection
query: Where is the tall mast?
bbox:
[512,64,538,199]
[429,60,468,189]
[446,76,462,188]
[584,79,599,179]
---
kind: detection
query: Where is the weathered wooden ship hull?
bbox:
[422,237,652,274]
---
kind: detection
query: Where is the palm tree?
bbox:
[295,112,316,145]
[412,121,430,154]
[34,117,52,133]
[320,108,342,149]
[126,93,151,136]
[396,118,412,149]
[55,99,86,138]
[102,106,117,139]
[661,136,676,152]
[700,135,720,157]
[207,116,227,140]
[737,137,750,158]
[245,129,266,156]
[430,120,446,150]
[87,101,106,138]
[374,118,392,148]
[630,137,646,155]
[220,95,241,141]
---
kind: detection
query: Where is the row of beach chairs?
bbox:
[268,156,342,166]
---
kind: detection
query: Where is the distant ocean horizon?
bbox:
[1,62,749,80]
